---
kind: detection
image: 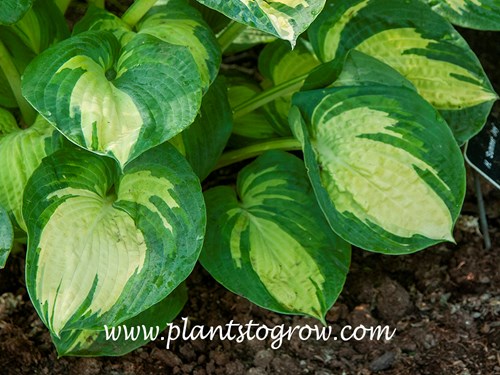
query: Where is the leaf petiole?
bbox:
[217,21,248,53]
[232,74,307,119]
[0,40,36,126]
[122,0,159,28]
[214,138,302,170]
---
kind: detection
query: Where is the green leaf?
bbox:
[1,0,69,55]
[308,0,498,144]
[225,27,276,54]
[170,78,233,181]
[0,205,14,268]
[22,31,203,168]
[74,0,221,93]
[195,0,327,45]
[259,38,320,135]
[226,75,279,147]
[0,0,32,25]
[290,62,466,254]
[0,113,61,231]
[23,143,205,336]
[138,0,221,92]
[52,284,187,356]
[200,151,351,321]
[423,0,500,30]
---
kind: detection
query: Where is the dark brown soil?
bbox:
[0,17,499,375]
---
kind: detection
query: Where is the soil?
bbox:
[0,19,499,375]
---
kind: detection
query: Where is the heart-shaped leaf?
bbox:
[22,30,203,168]
[74,0,220,93]
[195,0,327,46]
[423,0,500,30]
[308,0,498,144]
[23,143,205,336]
[0,112,61,231]
[201,151,351,321]
[52,284,187,356]
[290,55,466,253]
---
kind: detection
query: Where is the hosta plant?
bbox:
[0,0,498,356]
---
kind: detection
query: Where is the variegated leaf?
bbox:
[201,151,351,321]
[0,205,13,268]
[170,78,233,181]
[195,0,327,45]
[308,0,498,144]
[74,0,220,92]
[138,0,221,92]
[290,70,466,253]
[23,143,205,336]
[424,0,500,30]
[259,38,320,135]
[0,112,61,231]
[0,0,32,25]
[227,75,279,147]
[22,31,202,168]
[52,284,187,356]
[225,27,276,54]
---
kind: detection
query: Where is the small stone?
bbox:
[369,351,397,372]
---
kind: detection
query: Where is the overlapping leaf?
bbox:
[0,112,61,231]
[22,31,203,168]
[225,27,276,54]
[74,0,221,92]
[195,0,327,45]
[423,0,500,30]
[52,284,187,356]
[259,38,320,135]
[201,151,351,320]
[23,143,205,336]
[170,78,233,181]
[290,53,466,254]
[308,0,498,144]
[137,0,221,92]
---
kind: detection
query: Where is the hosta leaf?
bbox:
[0,0,32,25]
[0,113,61,231]
[259,39,320,135]
[423,0,500,30]
[138,0,221,92]
[308,0,498,144]
[170,78,233,181]
[225,27,276,54]
[23,143,205,336]
[52,284,187,356]
[72,5,131,38]
[201,151,351,321]
[290,79,466,254]
[227,75,279,147]
[74,0,220,92]
[22,31,202,168]
[0,205,13,268]
[195,0,327,45]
